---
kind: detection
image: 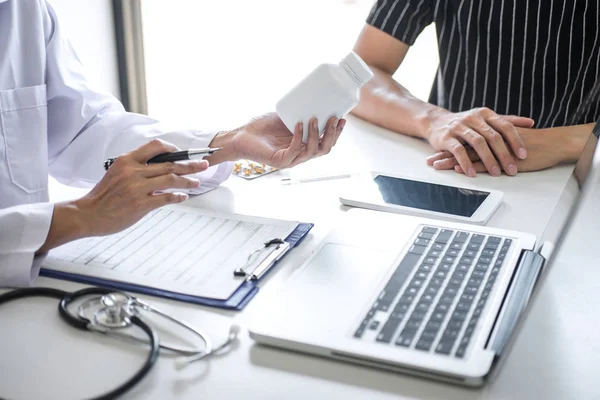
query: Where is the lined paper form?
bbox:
[44,205,299,300]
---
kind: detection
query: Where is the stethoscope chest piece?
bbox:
[93,292,137,328]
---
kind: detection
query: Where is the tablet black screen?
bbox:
[373,175,490,217]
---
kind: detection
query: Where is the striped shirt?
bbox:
[367,0,600,128]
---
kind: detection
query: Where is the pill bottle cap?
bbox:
[339,51,374,87]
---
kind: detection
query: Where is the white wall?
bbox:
[141,0,438,130]
[48,0,121,99]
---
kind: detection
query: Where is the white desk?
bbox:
[1,117,599,400]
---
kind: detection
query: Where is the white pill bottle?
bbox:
[276,51,374,142]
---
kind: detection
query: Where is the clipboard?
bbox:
[40,222,313,311]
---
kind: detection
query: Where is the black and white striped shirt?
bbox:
[367,0,600,128]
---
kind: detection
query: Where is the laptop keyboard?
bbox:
[354,226,513,359]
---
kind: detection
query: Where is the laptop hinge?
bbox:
[537,241,555,267]
[486,250,545,356]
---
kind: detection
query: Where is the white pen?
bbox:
[281,173,354,185]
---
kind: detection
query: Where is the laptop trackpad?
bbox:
[249,243,398,342]
[289,243,394,304]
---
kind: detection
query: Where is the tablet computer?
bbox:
[339,171,503,225]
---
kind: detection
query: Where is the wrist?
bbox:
[558,124,594,163]
[206,128,240,164]
[56,201,88,238]
[419,106,450,141]
[37,201,88,254]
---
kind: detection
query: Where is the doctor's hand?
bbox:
[37,140,208,255]
[77,139,209,236]
[207,113,345,169]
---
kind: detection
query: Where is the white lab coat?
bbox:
[0,0,232,287]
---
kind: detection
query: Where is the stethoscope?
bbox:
[0,286,240,400]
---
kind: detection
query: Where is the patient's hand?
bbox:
[426,125,592,175]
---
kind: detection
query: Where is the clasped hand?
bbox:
[425,107,534,177]
[426,126,575,176]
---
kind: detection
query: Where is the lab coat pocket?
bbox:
[0,85,48,194]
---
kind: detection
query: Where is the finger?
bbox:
[143,160,209,178]
[287,119,323,167]
[445,138,476,178]
[148,192,189,209]
[430,146,480,169]
[277,122,305,166]
[333,118,346,146]
[486,114,528,160]
[306,118,319,156]
[145,174,201,192]
[288,120,305,154]
[287,147,312,169]
[473,161,487,173]
[317,117,338,156]
[428,147,480,164]
[426,151,453,166]
[455,161,487,175]
[467,118,516,176]
[132,139,180,163]
[433,157,460,170]
[502,115,535,128]
[459,127,502,176]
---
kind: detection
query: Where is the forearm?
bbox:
[36,201,88,255]
[544,123,594,163]
[351,66,445,139]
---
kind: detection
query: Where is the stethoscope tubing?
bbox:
[76,295,212,356]
[1,286,234,400]
[90,314,159,400]
[134,298,213,355]
[60,287,161,400]
[0,287,67,302]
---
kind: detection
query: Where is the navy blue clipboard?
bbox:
[40,222,313,311]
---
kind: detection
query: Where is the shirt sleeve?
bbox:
[41,1,233,193]
[0,203,54,287]
[366,0,434,46]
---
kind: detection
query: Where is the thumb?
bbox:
[502,115,535,128]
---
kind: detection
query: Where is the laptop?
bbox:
[248,126,600,387]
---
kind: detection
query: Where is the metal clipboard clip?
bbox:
[233,238,291,282]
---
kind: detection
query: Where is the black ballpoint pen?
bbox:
[103,147,222,171]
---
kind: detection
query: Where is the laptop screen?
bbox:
[537,121,600,254]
